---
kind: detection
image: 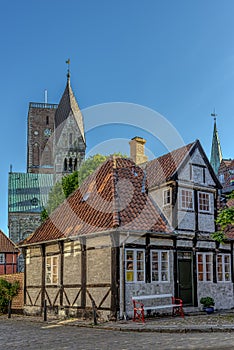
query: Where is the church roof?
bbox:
[20,158,171,246]
[0,230,19,253]
[210,119,223,175]
[54,75,85,144]
[8,173,54,213]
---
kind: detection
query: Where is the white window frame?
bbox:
[163,188,171,206]
[217,254,231,282]
[46,255,59,285]
[179,188,194,210]
[125,249,145,283]
[0,253,5,264]
[151,250,170,283]
[197,253,213,282]
[198,191,211,213]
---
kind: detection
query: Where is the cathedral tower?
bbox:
[9,65,86,244]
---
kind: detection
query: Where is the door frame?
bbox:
[177,251,194,306]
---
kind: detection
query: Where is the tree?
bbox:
[212,191,234,243]
[78,154,108,185]
[0,279,20,316]
[42,153,126,221]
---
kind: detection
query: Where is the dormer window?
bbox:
[163,188,171,206]
[191,164,205,183]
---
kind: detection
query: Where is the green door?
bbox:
[178,253,193,305]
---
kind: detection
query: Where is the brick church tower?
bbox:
[27,102,56,174]
[8,68,86,244]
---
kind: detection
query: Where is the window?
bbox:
[197,253,213,282]
[33,143,40,166]
[217,254,231,282]
[64,158,67,172]
[198,192,210,212]
[151,250,169,282]
[125,249,145,283]
[46,256,59,285]
[163,188,171,206]
[0,253,5,264]
[180,189,193,210]
[190,164,206,183]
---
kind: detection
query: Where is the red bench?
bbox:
[132,293,184,323]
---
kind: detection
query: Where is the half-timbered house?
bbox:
[0,230,19,274]
[19,157,172,319]
[131,137,233,311]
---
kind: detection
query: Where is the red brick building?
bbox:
[0,230,19,274]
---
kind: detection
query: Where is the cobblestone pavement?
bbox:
[1,313,234,349]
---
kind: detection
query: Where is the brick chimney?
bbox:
[129,137,148,165]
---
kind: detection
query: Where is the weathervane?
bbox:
[66,58,70,78]
[211,109,217,122]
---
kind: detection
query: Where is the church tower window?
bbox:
[64,158,67,172]
[33,143,40,166]
[74,158,77,171]
[69,158,73,172]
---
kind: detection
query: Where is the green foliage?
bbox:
[200,296,215,307]
[41,207,49,221]
[62,171,79,198]
[78,154,108,185]
[227,191,234,200]
[0,279,20,313]
[44,181,66,217]
[216,207,234,230]
[211,231,225,244]
[212,192,234,243]
[41,153,127,221]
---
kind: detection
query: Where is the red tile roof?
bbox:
[21,158,171,245]
[0,230,19,253]
[224,224,234,240]
[145,142,195,188]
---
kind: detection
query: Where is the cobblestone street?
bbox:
[1,315,234,349]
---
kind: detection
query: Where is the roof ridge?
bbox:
[0,229,19,252]
[147,141,195,165]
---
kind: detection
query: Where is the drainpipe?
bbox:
[121,232,129,320]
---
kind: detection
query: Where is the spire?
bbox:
[66,58,70,80]
[54,62,85,144]
[210,110,223,175]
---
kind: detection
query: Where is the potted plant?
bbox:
[200,296,215,314]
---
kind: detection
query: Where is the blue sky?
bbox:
[1,0,234,234]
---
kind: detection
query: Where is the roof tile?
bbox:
[22,157,170,245]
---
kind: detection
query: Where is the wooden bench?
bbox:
[132,293,184,323]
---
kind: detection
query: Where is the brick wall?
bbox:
[0,273,24,312]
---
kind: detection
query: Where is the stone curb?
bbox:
[58,321,234,333]
[3,315,234,333]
